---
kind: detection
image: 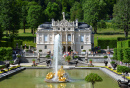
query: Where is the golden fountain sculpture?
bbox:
[45,66,69,82]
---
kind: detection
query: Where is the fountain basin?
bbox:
[44,79,70,83]
[0,69,119,88]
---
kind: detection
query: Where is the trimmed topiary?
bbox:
[74,56,78,59]
[110,61,115,65]
[117,65,130,73]
[104,56,108,58]
[82,50,86,52]
[65,56,72,62]
[46,55,50,58]
[97,50,101,53]
[85,73,103,88]
[39,49,42,52]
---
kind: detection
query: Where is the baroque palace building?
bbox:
[36,12,94,54]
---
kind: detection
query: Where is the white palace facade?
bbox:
[36,12,94,54]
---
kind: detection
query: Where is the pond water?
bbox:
[0,69,119,88]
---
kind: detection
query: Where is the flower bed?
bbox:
[0,65,20,74]
[105,66,122,75]
[125,76,130,80]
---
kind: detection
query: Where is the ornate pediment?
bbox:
[52,12,75,27]
[58,20,73,27]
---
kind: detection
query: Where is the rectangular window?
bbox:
[68,35,71,41]
[81,46,83,49]
[44,35,48,42]
[45,45,47,49]
[80,36,84,42]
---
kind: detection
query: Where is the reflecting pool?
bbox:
[0,69,119,88]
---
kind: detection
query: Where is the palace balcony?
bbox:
[62,42,72,44]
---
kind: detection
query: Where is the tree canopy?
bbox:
[0,0,128,38]
[85,73,103,88]
[83,0,106,33]
[44,2,60,21]
[27,5,43,34]
[0,0,21,35]
[113,0,130,38]
[70,2,83,21]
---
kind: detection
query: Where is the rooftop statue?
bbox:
[62,12,65,20]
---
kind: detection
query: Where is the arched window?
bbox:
[63,28,65,30]
[58,28,60,30]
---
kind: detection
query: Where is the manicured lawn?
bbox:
[94,28,130,47]
[18,29,36,47]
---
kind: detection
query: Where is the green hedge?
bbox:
[0,47,12,61]
[113,48,117,60]
[0,41,8,47]
[129,40,130,47]
[122,40,128,48]
[117,37,130,41]
[13,40,23,48]
[116,48,130,62]
[123,48,130,62]
[117,48,123,61]
[97,39,117,49]
[117,40,130,48]
[117,65,130,73]
[117,41,122,48]
[0,65,5,69]
[0,40,22,48]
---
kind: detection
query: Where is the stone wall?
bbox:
[20,57,47,63]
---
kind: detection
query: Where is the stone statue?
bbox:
[62,12,65,20]
[85,52,88,63]
[37,52,40,62]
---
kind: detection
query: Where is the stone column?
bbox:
[37,34,39,44]
[48,34,50,43]
[66,32,68,44]
[73,33,74,43]
[71,45,73,51]
[71,33,72,44]
[89,33,91,43]
[53,33,55,44]
[43,34,44,44]
[60,32,62,42]
[66,45,67,52]
[79,33,80,42]
[84,33,86,44]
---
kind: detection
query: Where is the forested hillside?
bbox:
[0,0,130,39]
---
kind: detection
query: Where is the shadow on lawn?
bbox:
[15,36,34,41]
[97,32,124,35]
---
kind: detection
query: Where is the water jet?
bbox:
[45,34,70,83]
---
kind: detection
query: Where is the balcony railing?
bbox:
[62,42,72,44]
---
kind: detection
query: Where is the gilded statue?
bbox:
[46,66,67,82]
